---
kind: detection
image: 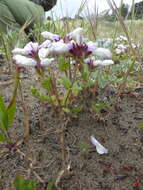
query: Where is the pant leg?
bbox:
[5,0,45,28]
[0,0,20,33]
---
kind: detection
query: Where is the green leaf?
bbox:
[0,95,6,111]
[92,100,114,114]
[46,183,54,190]
[62,107,70,113]
[98,79,106,89]
[0,133,7,142]
[92,102,105,114]
[137,122,143,129]
[31,87,41,98]
[129,61,135,72]
[58,56,70,71]
[58,76,72,90]
[42,77,52,91]
[14,176,36,190]
[71,82,82,97]
[72,106,83,114]
[0,96,8,131]
[7,100,16,128]
[81,64,90,81]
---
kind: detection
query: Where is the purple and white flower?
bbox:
[116,35,127,42]
[12,42,54,67]
[13,54,54,67]
[12,42,39,57]
[66,27,84,44]
[85,58,114,67]
[13,55,37,67]
[41,31,61,41]
[69,42,92,59]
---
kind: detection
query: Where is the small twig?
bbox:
[59,118,70,166]
[55,160,71,189]
[33,171,44,184]
[54,118,72,189]
[17,149,44,184]
[19,82,30,138]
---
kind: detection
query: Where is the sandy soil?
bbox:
[0,60,143,190]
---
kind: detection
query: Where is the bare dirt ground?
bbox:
[0,60,143,190]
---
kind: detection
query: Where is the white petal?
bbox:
[49,42,69,55]
[90,136,108,154]
[84,58,91,63]
[40,58,55,66]
[92,60,103,66]
[41,31,60,41]
[66,27,84,43]
[116,48,122,54]
[116,36,127,41]
[13,55,36,67]
[87,41,98,53]
[100,60,114,66]
[12,48,28,56]
[40,40,51,48]
[38,48,50,59]
[12,42,39,57]
[24,42,39,53]
[93,48,112,59]
[117,44,127,50]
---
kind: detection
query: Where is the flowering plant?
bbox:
[12,28,116,115]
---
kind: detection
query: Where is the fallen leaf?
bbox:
[90,135,108,154]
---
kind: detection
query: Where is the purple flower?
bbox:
[12,42,39,57]
[69,42,92,59]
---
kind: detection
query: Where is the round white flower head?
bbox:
[48,41,70,55]
[93,48,112,59]
[84,58,114,67]
[116,48,123,54]
[92,60,103,66]
[117,44,127,50]
[100,60,114,66]
[12,42,39,57]
[38,48,50,59]
[120,36,127,41]
[13,54,54,67]
[40,40,52,48]
[116,36,127,41]
[13,55,37,67]
[131,43,138,49]
[12,48,29,56]
[87,41,98,53]
[66,27,84,44]
[41,31,61,41]
[24,42,39,53]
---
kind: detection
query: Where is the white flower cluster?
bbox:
[12,42,55,67]
[115,44,128,55]
[12,28,114,68]
[95,35,139,56]
[114,35,140,55]
[116,35,128,42]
